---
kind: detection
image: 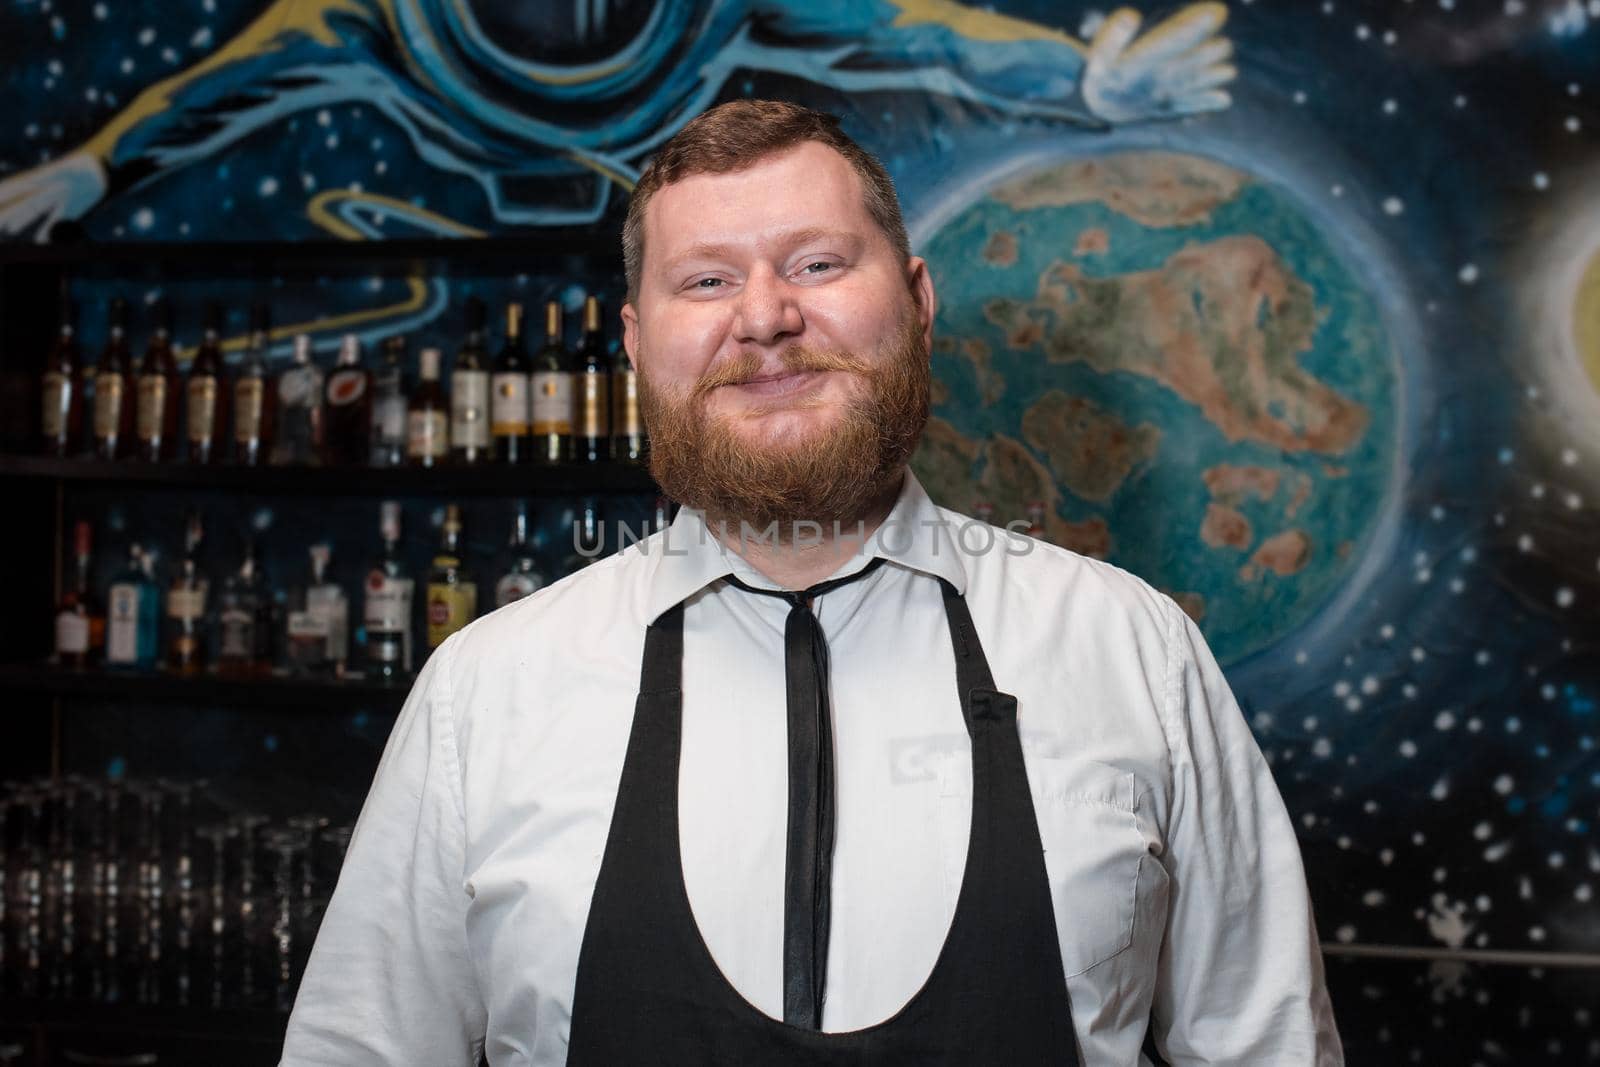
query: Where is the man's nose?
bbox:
[732,265,803,348]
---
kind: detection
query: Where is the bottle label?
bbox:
[167,585,207,620]
[426,582,476,647]
[375,394,406,443]
[451,369,490,449]
[530,372,574,435]
[578,373,609,438]
[495,572,542,608]
[234,379,264,442]
[186,377,218,443]
[407,410,448,459]
[279,367,314,407]
[327,368,368,406]
[42,372,70,439]
[364,573,414,633]
[94,374,124,439]
[309,584,349,661]
[491,372,529,435]
[612,370,640,437]
[218,607,256,660]
[56,611,90,655]
[106,583,141,664]
[135,375,167,442]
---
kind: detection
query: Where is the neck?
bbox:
[706,470,904,590]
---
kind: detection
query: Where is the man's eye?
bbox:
[801,261,834,274]
[693,278,723,289]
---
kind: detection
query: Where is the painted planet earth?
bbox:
[912,150,1398,665]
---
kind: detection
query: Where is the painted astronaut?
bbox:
[0,0,1235,239]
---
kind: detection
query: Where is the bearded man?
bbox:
[282,100,1343,1066]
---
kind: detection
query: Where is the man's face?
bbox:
[623,141,937,529]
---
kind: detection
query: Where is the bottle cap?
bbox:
[419,347,442,379]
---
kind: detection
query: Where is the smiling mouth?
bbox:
[726,370,827,399]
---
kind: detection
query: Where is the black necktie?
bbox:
[722,555,887,1030]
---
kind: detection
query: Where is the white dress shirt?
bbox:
[281,470,1343,1066]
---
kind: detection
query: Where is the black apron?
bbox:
[566,576,1081,1065]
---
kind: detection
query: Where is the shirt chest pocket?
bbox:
[936,757,1145,978]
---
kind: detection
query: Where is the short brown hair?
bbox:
[622,100,911,302]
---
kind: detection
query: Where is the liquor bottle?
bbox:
[271,334,324,465]
[106,543,160,670]
[41,298,82,458]
[491,303,531,463]
[54,520,104,669]
[285,544,349,676]
[166,512,209,675]
[370,335,408,468]
[217,540,269,677]
[561,498,604,576]
[324,334,372,466]
[575,296,610,463]
[364,501,413,679]
[185,303,228,465]
[426,504,476,650]
[611,320,645,466]
[92,298,134,460]
[494,502,545,608]
[233,304,276,466]
[530,301,574,465]
[134,299,179,463]
[407,347,448,468]
[450,297,491,465]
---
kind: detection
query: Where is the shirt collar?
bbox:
[640,468,968,623]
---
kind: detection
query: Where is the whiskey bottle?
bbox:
[407,347,448,467]
[217,540,269,677]
[450,297,491,464]
[494,502,545,608]
[285,544,348,676]
[41,297,82,458]
[54,520,103,669]
[133,299,179,463]
[185,303,228,465]
[166,512,209,675]
[271,334,324,466]
[233,304,276,466]
[575,296,610,463]
[106,543,160,670]
[370,335,408,468]
[530,301,574,465]
[561,498,604,576]
[611,318,644,465]
[323,334,372,466]
[491,303,531,463]
[425,504,476,650]
[364,501,413,679]
[92,298,134,460]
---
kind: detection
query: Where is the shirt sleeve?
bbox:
[280,636,486,1066]
[1148,601,1344,1066]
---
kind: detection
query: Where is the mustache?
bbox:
[692,347,874,400]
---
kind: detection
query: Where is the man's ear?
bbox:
[620,302,641,371]
[905,256,938,351]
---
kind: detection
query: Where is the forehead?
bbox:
[642,141,878,262]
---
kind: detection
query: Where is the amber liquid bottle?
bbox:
[530,301,574,465]
[55,520,104,669]
[40,299,82,457]
[167,512,209,675]
[611,319,645,466]
[575,296,610,463]
[186,303,229,464]
[92,298,134,460]
[134,300,179,463]
[234,303,276,466]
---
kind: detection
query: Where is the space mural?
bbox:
[3,0,1597,959]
